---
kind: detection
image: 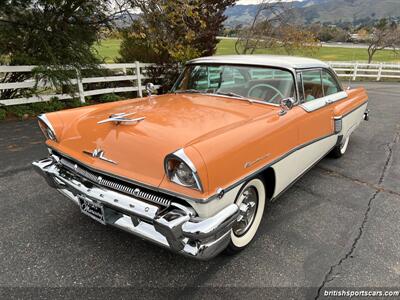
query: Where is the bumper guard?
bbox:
[32,156,239,260]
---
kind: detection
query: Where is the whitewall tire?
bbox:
[224,177,266,254]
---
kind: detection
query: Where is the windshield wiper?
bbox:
[174,89,205,94]
[214,91,254,103]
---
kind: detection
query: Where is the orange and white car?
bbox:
[33,55,369,259]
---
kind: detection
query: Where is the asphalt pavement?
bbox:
[0,82,399,299]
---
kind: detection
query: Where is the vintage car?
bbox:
[33,55,369,260]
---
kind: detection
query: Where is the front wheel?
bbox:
[224,178,266,255]
[330,135,350,158]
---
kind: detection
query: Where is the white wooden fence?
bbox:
[327,61,400,81]
[0,62,160,106]
[0,61,399,107]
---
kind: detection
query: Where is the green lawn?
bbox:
[95,38,400,63]
[94,38,122,63]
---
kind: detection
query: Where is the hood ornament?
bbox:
[98,112,145,125]
[83,148,117,165]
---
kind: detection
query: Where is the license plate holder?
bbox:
[78,196,106,225]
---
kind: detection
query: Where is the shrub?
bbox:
[97,93,122,103]
[0,108,6,120]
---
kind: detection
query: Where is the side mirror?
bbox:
[279,97,295,116]
[145,83,155,96]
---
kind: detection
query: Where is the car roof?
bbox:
[187,55,329,70]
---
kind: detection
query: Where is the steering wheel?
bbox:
[247,83,285,103]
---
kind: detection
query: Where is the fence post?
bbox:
[377,63,383,81]
[135,61,143,98]
[75,69,85,103]
[352,63,358,81]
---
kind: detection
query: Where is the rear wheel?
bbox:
[224,178,266,255]
[331,135,350,158]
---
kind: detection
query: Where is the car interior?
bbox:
[175,65,341,105]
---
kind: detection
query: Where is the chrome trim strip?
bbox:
[59,157,172,208]
[211,132,337,199]
[48,132,337,204]
[300,91,348,112]
[38,114,57,141]
[165,148,204,192]
[218,101,369,199]
[174,149,198,172]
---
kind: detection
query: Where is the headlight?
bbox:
[38,114,58,142]
[165,149,203,192]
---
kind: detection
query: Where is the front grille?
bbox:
[58,156,172,208]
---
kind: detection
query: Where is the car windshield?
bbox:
[172,64,296,104]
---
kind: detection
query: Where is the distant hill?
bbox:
[225,0,400,27]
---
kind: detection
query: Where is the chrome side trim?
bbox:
[300,91,348,112]
[48,132,336,205]
[211,132,337,198]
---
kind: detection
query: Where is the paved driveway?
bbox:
[0,83,399,299]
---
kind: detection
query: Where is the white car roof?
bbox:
[188,55,329,70]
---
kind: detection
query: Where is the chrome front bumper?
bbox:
[32,156,239,260]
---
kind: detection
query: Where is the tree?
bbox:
[118,0,235,90]
[279,25,320,56]
[366,19,400,63]
[0,0,113,100]
[235,0,291,54]
[234,0,320,55]
[190,0,236,57]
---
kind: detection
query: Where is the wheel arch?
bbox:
[258,167,276,200]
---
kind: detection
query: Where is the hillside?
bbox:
[225,0,400,26]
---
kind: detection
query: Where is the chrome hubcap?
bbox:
[233,186,258,237]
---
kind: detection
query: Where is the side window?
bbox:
[322,70,342,96]
[301,70,323,102]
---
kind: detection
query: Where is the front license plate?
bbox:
[79,196,106,225]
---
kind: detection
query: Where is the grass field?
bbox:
[94,38,122,63]
[95,38,400,63]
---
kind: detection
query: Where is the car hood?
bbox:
[48,93,277,191]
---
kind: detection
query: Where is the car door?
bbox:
[295,68,344,172]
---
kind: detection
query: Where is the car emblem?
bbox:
[83,148,117,165]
